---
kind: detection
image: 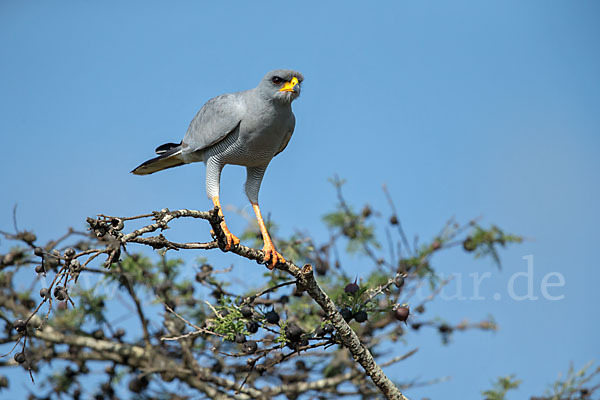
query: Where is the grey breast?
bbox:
[200,91,294,168]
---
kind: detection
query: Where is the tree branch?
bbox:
[120,208,408,400]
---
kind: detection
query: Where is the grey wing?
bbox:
[274,112,296,157]
[181,93,244,155]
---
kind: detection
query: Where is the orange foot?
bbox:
[262,241,286,270]
[211,225,240,251]
[221,224,240,251]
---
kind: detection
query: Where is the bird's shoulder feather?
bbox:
[181,92,246,154]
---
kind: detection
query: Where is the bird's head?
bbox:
[258,69,304,103]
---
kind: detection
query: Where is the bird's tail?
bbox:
[131,142,185,175]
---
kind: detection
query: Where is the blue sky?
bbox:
[1,1,599,399]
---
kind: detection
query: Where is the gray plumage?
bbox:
[132,69,303,204]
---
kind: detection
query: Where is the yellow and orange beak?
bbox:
[279,77,299,92]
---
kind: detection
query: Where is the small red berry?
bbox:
[394,306,410,322]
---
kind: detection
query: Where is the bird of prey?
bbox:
[132,69,303,269]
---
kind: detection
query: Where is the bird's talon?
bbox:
[262,243,285,270]
[223,232,240,251]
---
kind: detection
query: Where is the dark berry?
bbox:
[34,247,44,257]
[64,248,76,258]
[361,205,372,218]
[295,360,307,371]
[20,232,36,244]
[35,265,45,274]
[242,340,257,354]
[200,264,213,273]
[234,333,246,343]
[255,364,266,374]
[113,328,126,339]
[195,272,207,283]
[315,260,329,276]
[285,323,303,340]
[92,329,105,339]
[212,361,223,374]
[279,295,289,304]
[390,215,399,225]
[39,288,50,299]
[0,375,8,388]
[165,299,176,311]
[110,218,124,231]
[54,286,67,301]
[323,323,334,333]
[342,226,357,239]
[340,308,353,322]
[394,306,410,322]
[219,309,230,318]
[394,275,405,288]
[344,281,359,295]
[314,326,326,337]
[100,382,114,397]
[246,321,259,333]
[128,377,147,393]
[240,306,253,318]
[14,352,26,364]
[265,310,280,324]
[13,320,26,333]
[463,237,476,252]
[354,310,368,323]
[44,251,61,270]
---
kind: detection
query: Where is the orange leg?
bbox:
[252,203,285,269]
[211,196,240,251]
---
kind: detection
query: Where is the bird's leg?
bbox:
[251,203,285,269]
[211,196,240,251]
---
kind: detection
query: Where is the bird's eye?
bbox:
[271,76,283,85]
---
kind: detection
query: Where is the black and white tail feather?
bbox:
[131,142,185,175]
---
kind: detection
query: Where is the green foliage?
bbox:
[275,319,288,347]
[113,254,157,287]
[542,361,600,400]
[261,269,290,290]
[337,284,374,314]
[208,297,248,341]
[483,362,600,400]
[482,375,521,400]
[276,232,315,264]
[285,295,322,328]
[322,207,379,254]
[464,225,523,268]
[73,288,106,325]
[47,369,75,394]
[322,177,380,254]
[0,176,531,399]
[51,303,86,330]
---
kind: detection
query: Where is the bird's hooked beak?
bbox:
[279,77,299,93]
